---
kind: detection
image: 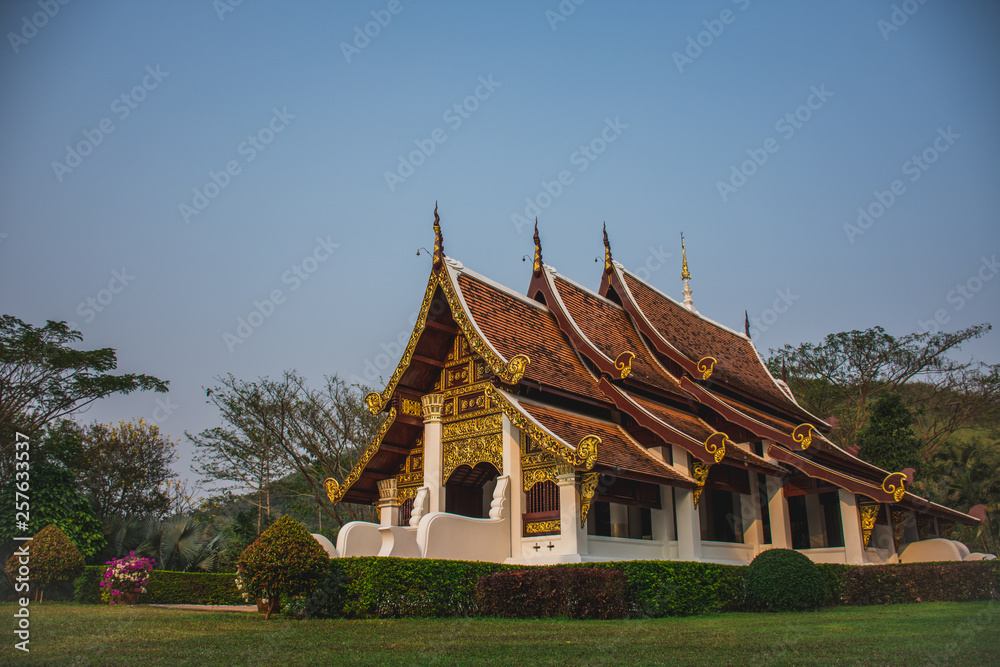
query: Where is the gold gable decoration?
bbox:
[364,268,530,416]
[325,407,397,504]
[859,501,880,549]
[691,461,711,508]
[521,431,560,492]
[580,471,601,528]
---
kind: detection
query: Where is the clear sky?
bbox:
[2,1,998,488]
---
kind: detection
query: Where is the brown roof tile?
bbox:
[551,275,688,400]
[517,400,693,485]
[621,271,812,419]
[457,272,605,402]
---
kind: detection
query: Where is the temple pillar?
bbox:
[839,489,865,565]
[421,393,446,514]
[671,444,702,561]
[765,474,792,549]
[805,494,826,547]
[502,416,523,559]
[743,472,764,554]
[377,478,399,527]
[556,465,585,556]
[610,502,629,538]
[647,447,675,547]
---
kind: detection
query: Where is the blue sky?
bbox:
[2,1,998,487]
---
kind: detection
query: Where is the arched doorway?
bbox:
[445,461,500,518]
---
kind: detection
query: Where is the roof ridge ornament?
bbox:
[432,201,444,271]
[532,218,543,278]
[680,232,697,313]
[603,222,613,275]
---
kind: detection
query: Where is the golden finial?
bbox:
[603,222,612,275]
[432,201,444,270]
[532,218,543,277]
[681,232,691,281]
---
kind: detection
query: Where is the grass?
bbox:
[1,601,997,666]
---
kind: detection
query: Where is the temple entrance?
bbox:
[445,462,499,518]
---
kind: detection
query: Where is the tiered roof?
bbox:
[328,209,979,527]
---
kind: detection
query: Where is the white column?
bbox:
[421,394,446,514]
[377,478,399,527]
[648,446,675,547]
[556,466,583,556]
[765,474,792,549]
[839,489,865,565]
[502,416,524,559]
[805,494,826,548]
[672,444,702,561]
[610,503,629,538]
[743,472,763,553]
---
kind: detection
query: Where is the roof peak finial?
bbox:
[603,222,613,275]
[432,201,444,270]
[680,232,697,313]
[532,218,543,277]
[680,232,691,281]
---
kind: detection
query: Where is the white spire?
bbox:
[681,232,697,314]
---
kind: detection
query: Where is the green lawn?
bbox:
[1,601,997,666]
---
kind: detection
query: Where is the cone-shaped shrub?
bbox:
[745,548,825,612]
[5,524,85,602]
[236,515,328,618]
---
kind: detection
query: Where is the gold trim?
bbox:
[364,269,532,416]
[691,461,711,509]
[697,356,716,380]
[882,472,908,503]
[580,472,600,528]
[364,275,439,414]
[704,432,728,464]
[792,423,815,451]
[487,385,598,470]
[401,398,423,418]
[860,503,880,549]
[326,407,397,504]
[525,520,560,534]
[437,269,530,385]
[614,351,635,379]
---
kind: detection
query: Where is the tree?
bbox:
[856,393,922,472]
[75,419,178,520]
[0,316,168,444]
[190,420,293,535]
[199,372,381,528]
[237,515,328,618]
[5,524,84,602]
[0,421,105,559]
[769,324,999,458]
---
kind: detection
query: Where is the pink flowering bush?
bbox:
[100,551,155,604]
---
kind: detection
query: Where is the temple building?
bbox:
[325,207,984,565]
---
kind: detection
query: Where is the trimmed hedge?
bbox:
[476,567,627,619]
[330,557,514,618]
[745,549,825,612]
[815,563,855,607]
[842,561,1000,606]
[565,560,746,616]
[73,566,242,605]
